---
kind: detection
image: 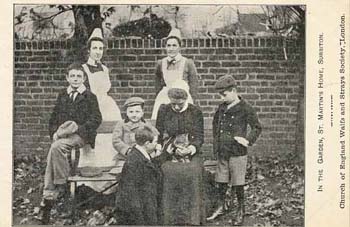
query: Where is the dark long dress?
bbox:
[156,103,206,225]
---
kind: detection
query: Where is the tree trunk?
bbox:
[72,6,102,42]
[71,5,102,61]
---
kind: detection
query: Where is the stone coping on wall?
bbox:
[15,36,300,50]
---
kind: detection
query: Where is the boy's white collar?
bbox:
[135,145,151,160]
[67,84,86,94]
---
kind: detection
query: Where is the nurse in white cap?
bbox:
[82,27,122,121]
[151,28,199,120]
[78,28,122,193]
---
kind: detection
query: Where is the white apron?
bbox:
[82,64,122,121]
[78,64,122,193]
[151,57,193,120]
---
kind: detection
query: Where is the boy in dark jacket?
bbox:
[39,63,102,224]
[207,75,262,225]
[115,125,172,225]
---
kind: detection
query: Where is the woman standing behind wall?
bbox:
[152,28,199,120]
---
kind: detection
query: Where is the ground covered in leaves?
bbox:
[13,152,304,226]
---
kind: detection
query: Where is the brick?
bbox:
[238,55,256,61]
[209,68,228,74]
[125,49,144,55]
[211,39,217,47]
[15,51,32,57]
[209,55,236,61]
[197,68,208,74]
[200,74,215,80]
[137,55,156,61]
[268,94,286,100]
[271,81,288,86]
[271,107,290,112]
[257,74,275,80]
[275,87,293,93]
[130,81,146,87]
[127,62,143,67]
[256,87,274,93]
[241,81,260,86]
[182,49,199,54]
[236,48,254,54]
[28,56,46,62]
[194,55,208,61]
[130,68,148,74]
[216,48,233,54]
[256,55,275,61]
[119,55,136,61]
[260,61,280,68]
[144,62,156,68]
[241,61,260,67]
[243,94,260,100]
[15,63,30,68]
[200,49,215,54]
[221,61,241,67]
[116,74,134,80]
[202,62,220,68]
[256,101,273,106]
[145,49,162,55]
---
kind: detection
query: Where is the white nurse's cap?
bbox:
[89,28,103,41]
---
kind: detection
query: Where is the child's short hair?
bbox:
[67,63,84,75]
[135,125,156,146]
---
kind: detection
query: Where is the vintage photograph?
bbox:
[13,4,305,226]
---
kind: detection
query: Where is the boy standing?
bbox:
[39,63,102,224]
[207,75,262,225]
[115,125,172,225]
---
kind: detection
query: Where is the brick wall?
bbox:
[14,37,305,158]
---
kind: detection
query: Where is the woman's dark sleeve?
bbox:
[155,104,166,145]
[187,59,199,101]
[190,107,204,152]
[155,60,165,95]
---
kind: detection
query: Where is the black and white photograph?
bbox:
[11,4,306,226]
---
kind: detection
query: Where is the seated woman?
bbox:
[155,79,205,225]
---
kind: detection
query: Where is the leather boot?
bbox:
[38,199,54,225]
[233,203,245,226]
[206,205,224,221]
[206,183,227,221]
[233,186,245,226]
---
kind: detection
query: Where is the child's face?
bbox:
[219,88,238,104]
[66,69,85,89]
[145,136,158,154]
[126,105,144,123]
[166,38,180,58]
[89,40,104,62]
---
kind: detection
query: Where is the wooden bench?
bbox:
[67,121,118,222]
